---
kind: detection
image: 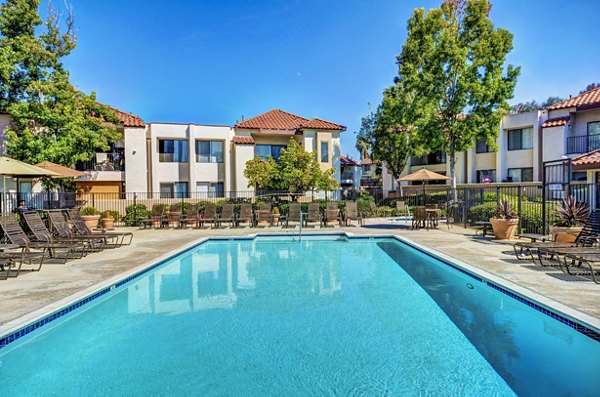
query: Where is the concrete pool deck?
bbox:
[1,219,600,336]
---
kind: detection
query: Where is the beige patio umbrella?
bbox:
[35,161,85,178]
[0,157,60,213]
[398,167,451,204]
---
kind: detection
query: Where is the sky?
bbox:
[46,0,600,160]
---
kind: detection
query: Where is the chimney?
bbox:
[242,115,245,121]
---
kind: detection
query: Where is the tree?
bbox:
[0,0,120,167]
[243,138,339,193]
[355,88,416,191]
[511,96,564,113]
[396,0,519,193]
[580,82,600,94]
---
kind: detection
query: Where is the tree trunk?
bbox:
[449,151,457,202]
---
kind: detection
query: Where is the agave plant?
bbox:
[496,200,517,220]
[553,196,589,227]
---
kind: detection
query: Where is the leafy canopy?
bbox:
[0,0,120,166]
[244,138,339,192]
[396,0,519,187]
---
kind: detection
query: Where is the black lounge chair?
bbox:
[0,215,81,266]
[199,204,219,228]
[67,209,133,247]
[47,210,112,251]
[22,211,92,255]
[560,252,600,283]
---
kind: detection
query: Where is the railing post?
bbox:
[517,186,522,235]
[133,193,138,226]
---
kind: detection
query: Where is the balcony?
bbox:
[340,172,355,185]
[566,134,600,154]
[75,151,125,172]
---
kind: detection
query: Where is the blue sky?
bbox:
[54,0,600,159]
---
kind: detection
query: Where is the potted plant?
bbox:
[551,196,589,243]
[490,200,519,240]
[101,210,120,229]
[80,206,101,230]
[271,207,280,224]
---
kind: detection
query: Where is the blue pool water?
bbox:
[1,236,599,395]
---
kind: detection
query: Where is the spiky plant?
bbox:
[496,200,517,220]
[553,196,589,227]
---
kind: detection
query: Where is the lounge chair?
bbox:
[219,204,236,228]
[166,203,182,228]
[559,252,600,283]
[237,204,254,227]
[323,202,342,227]
[513,210,600,263]
[305,203,322,227]
[344,201,363,226]
[139,204,167,229]
[285,203,302,228]
[67,209,133,247]
[199,203,219,228]
[0,250,44,279]
[0,215,81,266]
[22,211,93,255]
[45,211,109,252]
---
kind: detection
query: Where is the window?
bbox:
[507,168,533,182]
[411,151,446,166]
[476,170,496,183]
[256,144,286,162]
[476,138,494,153]
[159,182,189,198]
[196,182,224,198]
[588,121,600,136]
[159,139,188,162]
[196,140,223,163]
[363,165,372,172]
[320,141,329,163]
[572,171,587,182]
[507,128,533,150]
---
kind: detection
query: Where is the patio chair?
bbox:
[166,203,183,228]
[396,201,411,222]
[67,209,133,247]
[138,204,167,229]
[199,203,219,228]
[285,203,302,228]
[46,210,111,251]
[0,215,81,266]
[344,201,363,226]
[323,202,342,227]
[219,204,236,228]
[305,203,322,227]
[22,211,93,255]
[411,207,428,230]
[179,204,199,228]
[237,203,254,227]
[255,202,272,226]
[0,250,44,279]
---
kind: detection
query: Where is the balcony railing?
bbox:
[566,134,600,154]
[75,151,125,172]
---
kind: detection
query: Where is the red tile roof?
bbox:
[112,108,145,128]
[235,109,345,131]
[340,155,360,167]
[548,87,600,111]
[573,149,600,169]
[232,136,255,145]
[541,116,570,128]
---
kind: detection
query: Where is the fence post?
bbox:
[517,186,522,235]
[496,185,500,204]
[133,193,138,226]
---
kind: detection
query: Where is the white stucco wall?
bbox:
[572,108,600,137]
[542,126,567,163]
[233,144,255,191]
[124,126,148,194]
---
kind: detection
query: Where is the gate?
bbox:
[542,158,572,234]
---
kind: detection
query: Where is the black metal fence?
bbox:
[3,184,596,232]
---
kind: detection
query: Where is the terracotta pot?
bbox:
[490,218,519,240]
[152,215,162,228]
[102,218,114,229]
[81,215,100,230]
[551,226,582,243]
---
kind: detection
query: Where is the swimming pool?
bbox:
[1,235,599,395]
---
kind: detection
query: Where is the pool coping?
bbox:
[1,231,599,349]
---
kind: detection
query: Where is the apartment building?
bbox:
[74,108,345,197]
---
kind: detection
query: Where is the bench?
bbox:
[474,221,493,237]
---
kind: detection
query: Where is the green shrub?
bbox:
[124,204,148,226]
[80,206,99,216]
[468,202,497,223]
[102,210,121,221]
